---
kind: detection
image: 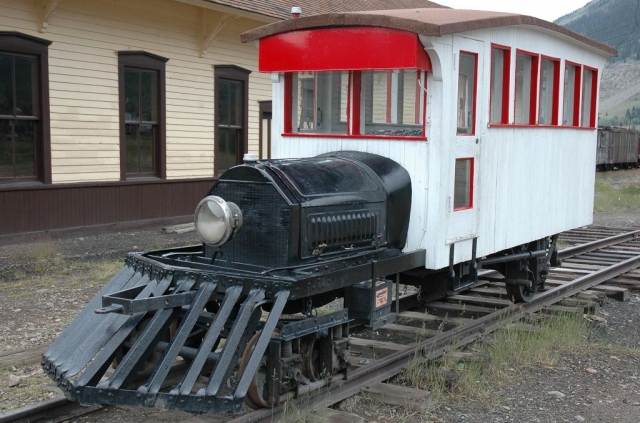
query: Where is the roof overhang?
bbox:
[174,0,279,23]
[242,9,617,58]
[258,27,432,72]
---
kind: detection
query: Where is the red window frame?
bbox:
[283,69,428,141]
[489,44,511,125]
[539,55,560,126]
[486,49,597,131]
[457,51,478,136]
[351,71,361,135]
[284,72,293,133]
[453,157,474,211]
[514,49,539,126]
[563,60,582,127]
[581,65,598,128]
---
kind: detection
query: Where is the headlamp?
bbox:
[194,196,243,246]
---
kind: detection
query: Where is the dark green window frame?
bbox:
[214,65,250,177]
[0,32,51,185]
[118,51,167,180]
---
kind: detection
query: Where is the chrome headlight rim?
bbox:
[194,195,242,247]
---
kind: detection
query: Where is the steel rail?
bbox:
[3,228,638,423]
[233,252,640,423]
[0,397,99,423]
[558,229,640,260]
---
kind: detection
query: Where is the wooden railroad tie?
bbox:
[362,383,432,413]
[161,222,195,234]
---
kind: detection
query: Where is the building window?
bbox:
[539,57,560,125]
[290,71,348,135]
[457,52,477,135]
[581,67,598,128]
[118,52,167,180]
[454,158,474,211]
[258,101,272,159]
[0,32,51,184]
[215,65,250,176]
[490,45,510,124]
[515,51,539,125]
[563,63,581,126]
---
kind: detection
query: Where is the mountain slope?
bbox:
[555,0,640,125]
[556,0,640,62]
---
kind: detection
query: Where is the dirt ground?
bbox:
[403,295,640,423]
[0,170,639,421]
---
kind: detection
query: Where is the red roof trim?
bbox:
[258,27,432,72]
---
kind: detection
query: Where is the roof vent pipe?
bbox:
[291,6,301,18]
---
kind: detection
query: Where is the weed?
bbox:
[594,179,640,212]
[65,260,122,289]
[399,311,591,409]
[487,312,589,373]
[26,241,57,262]
[0,258,121,301]
[340,392,435,423]
[591,342,640,359]
[280,397,323,423]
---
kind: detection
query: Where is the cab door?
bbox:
[446,36,483,251]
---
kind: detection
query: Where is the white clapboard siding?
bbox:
[51,109,118,118]
[0,0,272,183]
[52,150,119,158]
[54,172,121,183]
[49,91,119,103]
[53,143,119,151]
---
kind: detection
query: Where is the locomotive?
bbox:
[42,7,614,414]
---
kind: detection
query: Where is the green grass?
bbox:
[594,179,640,213]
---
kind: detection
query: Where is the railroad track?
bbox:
[2,226,640,423]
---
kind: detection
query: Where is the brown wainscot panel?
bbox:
[0,178,215,236]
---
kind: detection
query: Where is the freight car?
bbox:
[42,7,615,414]
[596,126,640,170]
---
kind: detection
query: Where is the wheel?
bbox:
[238,329,279,409]
[505,283,535,303]
[504,260,536,303]
[301,336,322,382]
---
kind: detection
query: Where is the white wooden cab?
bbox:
[243,9,615,270]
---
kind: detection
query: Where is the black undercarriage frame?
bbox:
[447,235,561,302]
[42,235,558,413]
[42,246,425,414]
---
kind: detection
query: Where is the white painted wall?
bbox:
[269,25,607,270]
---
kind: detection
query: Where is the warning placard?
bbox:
[375,287,388,308]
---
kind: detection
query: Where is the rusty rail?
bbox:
[559,229,640,260]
